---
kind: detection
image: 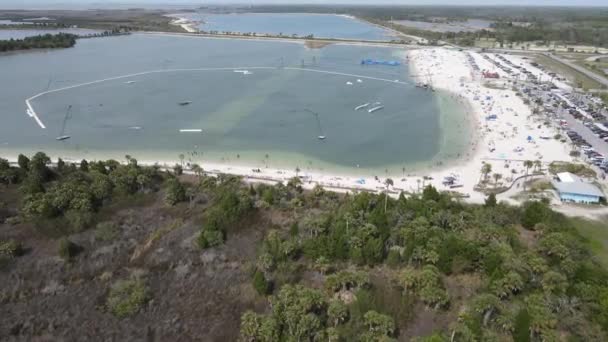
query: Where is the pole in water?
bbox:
[304,108,325,140]
[56,105,72,141]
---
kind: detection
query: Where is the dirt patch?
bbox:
[305,40,333,49]
[0,190,270,341]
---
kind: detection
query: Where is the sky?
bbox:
[1,0,606,8]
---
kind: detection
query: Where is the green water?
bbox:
[0,34,471,176]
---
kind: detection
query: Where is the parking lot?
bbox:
[486,52,608,177]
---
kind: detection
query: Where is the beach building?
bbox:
[552,172,605,204]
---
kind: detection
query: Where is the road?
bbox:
[543,53,608,89]
[142,31,423,49]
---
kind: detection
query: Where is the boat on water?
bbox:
[128,126,142,130]
[179,129,202,133]
[318,135,326,140]
[355,103,370,111]
[234,70,252,75]
[368,105,385,113]
[56,135,71,141]
[124,81,136,84]
[178,101,192,106]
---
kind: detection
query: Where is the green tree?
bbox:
[363,310,395,339]
[481,163,492,183]
[173,163,183,176]
[79,159,89,172]
[384,178,394,213]
[521,201,549,229]
[485,193,497,207]
[493,173,502,188]
[164,178,186,206]
[328,300,349,326]
[513,308,531,342]
[17,154,30,171]
[191,163,203,180]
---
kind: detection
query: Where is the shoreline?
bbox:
[4,51,487,201]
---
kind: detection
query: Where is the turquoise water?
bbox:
[179,12,395,41]
[0,34,470,175]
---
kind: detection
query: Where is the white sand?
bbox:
[404,48,572,202]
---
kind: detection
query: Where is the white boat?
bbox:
[368,105,385,113]
[56,135,71,141]
[128,126,142,130]
[179,129,202,133]
[355,103,370,111]
[346,81,353,85]
[318,135,326,140]
[124,81,136,84]
[234,70,252,75]
[356,79,363,83]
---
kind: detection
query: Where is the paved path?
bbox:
[543,53,608,88]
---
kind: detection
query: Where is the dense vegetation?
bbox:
[2,152,608,340]
[0,33,77,52]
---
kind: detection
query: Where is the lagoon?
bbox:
[179,12,396,41]
[0,34,470,175]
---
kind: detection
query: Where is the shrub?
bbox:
[252,270,272,295]
[197,228,224,249]
[65,209,94,233]
[165,178,186,206]
[95,222,120,242]
[0,239,23,258]
[58,238,80,261]
[106,277,150,318]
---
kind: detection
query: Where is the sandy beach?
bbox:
[6,47,576,203]
[166,14,199,33]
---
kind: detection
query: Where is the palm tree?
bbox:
[481,163,492,183]
[384,178,394,213]
[493,173,502,189]
[295,166,301,177]
[191,163,203,181]
[344,212,353,236]
[402,167,406,178]
[179,153,185,167]
[523,160,534,191]
[264,154,269,168]
[533,160,542,173]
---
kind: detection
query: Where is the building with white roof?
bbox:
[552,172,605,204]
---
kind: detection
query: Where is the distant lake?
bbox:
[0,28,102,40]
[177,12,397,41]
[0,34,470,176]
[391,19,494,33]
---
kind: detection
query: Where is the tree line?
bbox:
[0,33,77,52]
[2,152,608,340]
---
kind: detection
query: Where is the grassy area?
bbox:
[549,161,597,178]
[571,216,608,267]
[535,54,604,90]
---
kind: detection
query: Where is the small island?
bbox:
[0,33,77,52]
